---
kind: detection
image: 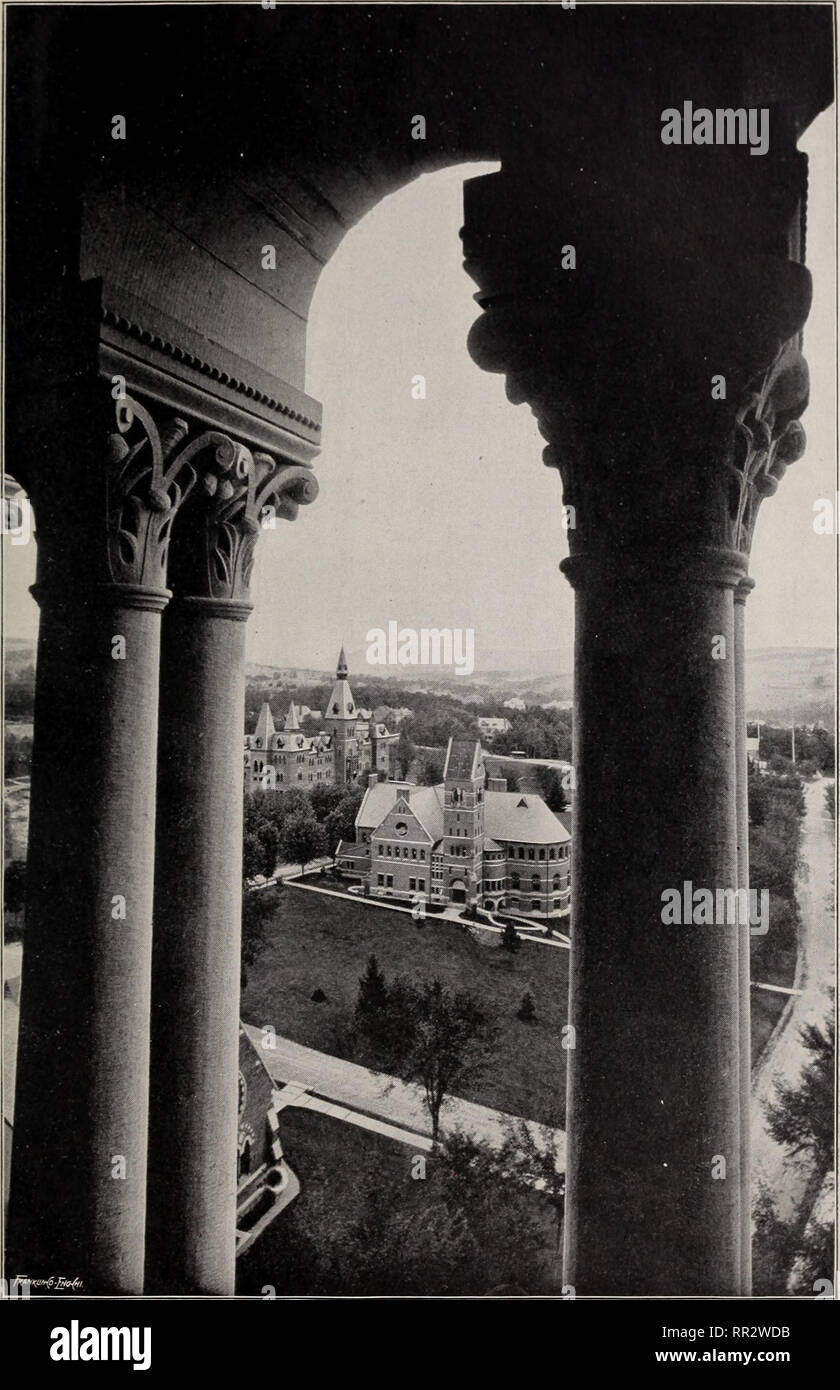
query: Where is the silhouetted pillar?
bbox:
[6,389,195,1292]
[145,446,318,1294]
[463,138,811,1292]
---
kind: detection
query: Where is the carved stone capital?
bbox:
[463,162,812,562]
[167,443,318,604]
[25,381,318,610]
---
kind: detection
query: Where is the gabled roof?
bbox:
[357,782,568,848]
[485,793,570,845]
[357,781,445,842]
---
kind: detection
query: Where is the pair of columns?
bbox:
[7,377,317,1294]
[463,155,812,1294]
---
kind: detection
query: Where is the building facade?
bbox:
[244,648,397,791]
[336,738,571,919]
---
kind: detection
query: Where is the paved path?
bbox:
[244,1026,566,1167]
[750,774,835,1224]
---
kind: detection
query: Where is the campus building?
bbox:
[336,738,571,919]
[244,648,398,790]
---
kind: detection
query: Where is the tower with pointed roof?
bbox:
[324,646,364,785]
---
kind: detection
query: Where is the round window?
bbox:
[394,821,408,837]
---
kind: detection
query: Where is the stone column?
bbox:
[6,389,197,1292]
[734,575,755,1292]
[463,147,812,1293]
[145,448,318,1294]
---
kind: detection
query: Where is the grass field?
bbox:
[240,881,798,1125]
[240,885,570,1128]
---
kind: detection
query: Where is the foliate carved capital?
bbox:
[166,440,318,605]
[28,383,318,609]
[463,167,812,561]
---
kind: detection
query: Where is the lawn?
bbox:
[240,885,570,1128]
[240,883,795,1127]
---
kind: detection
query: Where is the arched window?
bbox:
[531,900,540,912]
[511,872,520,889]
[531,874,540,892]
[553,875,561,891]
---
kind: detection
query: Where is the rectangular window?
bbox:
[418,879,425,892]
[386,874,393,887]
[409,877,416,891]
[377,874,383,886]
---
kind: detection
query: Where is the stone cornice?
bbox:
[96,282,321,436]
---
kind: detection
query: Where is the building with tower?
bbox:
[244,647,398,791]
[336,737,571,919]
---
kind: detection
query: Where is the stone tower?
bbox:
[324,646,360,785]
[442,738,485,904]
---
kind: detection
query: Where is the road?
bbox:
[243,1025,566,1166]
[750,774,835,1224]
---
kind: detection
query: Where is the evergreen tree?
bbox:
[355,954,389,1031]
[517,990,536,1023]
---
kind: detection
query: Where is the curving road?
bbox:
[750,774,835,1225]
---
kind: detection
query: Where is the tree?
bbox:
[535,766,568,813]
[377,979,493,1141]
[501,920,521,954]
[396,723,416,779]
[240,886,279,989]
[517,989,536,1023]
[310,782,346,823]
[355,954,389,1037]
[280,810,326,875]
[323,789,364,853]
[419,752,445,786]
[257,821,279,877]
[242,832,264,882]
[764,1003,834,1173]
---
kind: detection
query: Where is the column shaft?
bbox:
[562,550,744,1295]
[734,583,754,1293]
[145,596,250,1294]
[7,587,165,1293]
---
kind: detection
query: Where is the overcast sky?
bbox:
[4,112,835,676]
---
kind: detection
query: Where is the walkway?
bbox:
[750,774,835,1224]
[243,1026,566,1166]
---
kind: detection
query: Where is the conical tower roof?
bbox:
[284,702,301,732]
[326,646,356,722]
[254,701,276,747]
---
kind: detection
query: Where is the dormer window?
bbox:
[348,703,354,714]
[332,703,339,714]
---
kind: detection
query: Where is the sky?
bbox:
[3,112,836,677]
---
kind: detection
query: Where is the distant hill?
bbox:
[744,648,834,724]
[246,648,833,723]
